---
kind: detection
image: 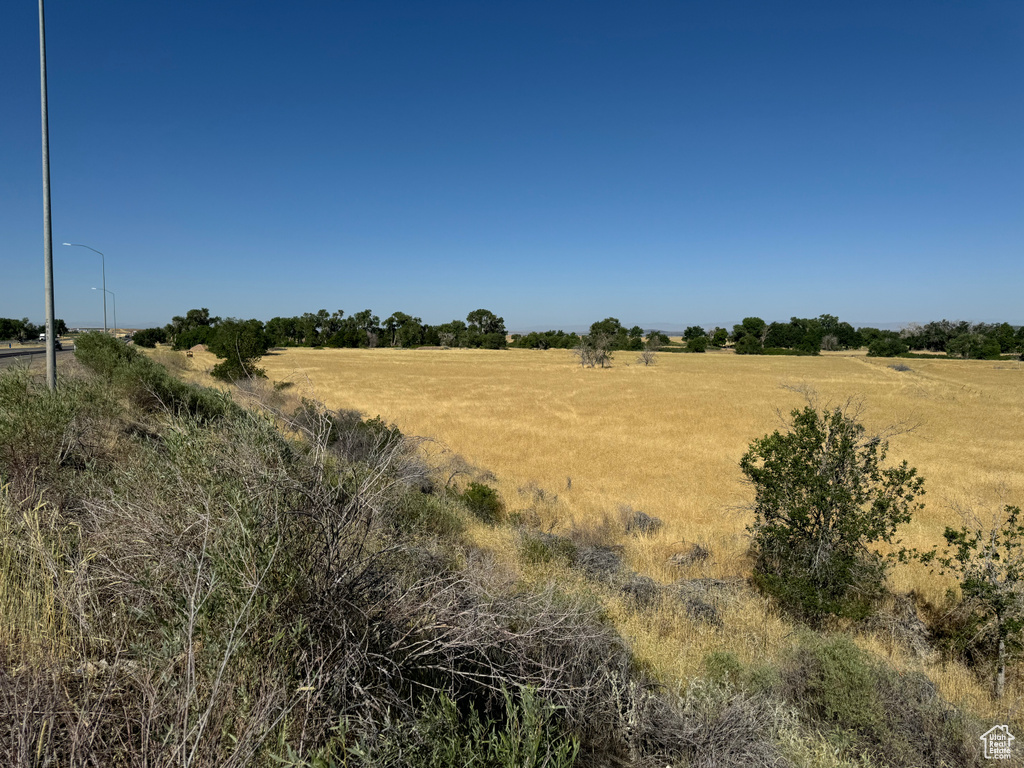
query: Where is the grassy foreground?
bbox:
[0,335,1013,765]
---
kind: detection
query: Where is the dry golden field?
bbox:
[178,344,1024,719]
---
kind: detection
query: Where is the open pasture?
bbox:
[254,347,1024,593]
[174,343,1024,715]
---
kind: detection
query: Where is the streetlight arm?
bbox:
[62,242,104,258]
[65,242,108,333]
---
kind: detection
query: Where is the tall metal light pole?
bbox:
[39,0,56,389]
[92,288,116,337]
[64,243,107,333]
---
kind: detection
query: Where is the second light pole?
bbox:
[93,287,116,338]
[63,242,107,333]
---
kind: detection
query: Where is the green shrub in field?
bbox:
[867,338,909,357]
[734,335,763,354]
[782,634,979,767]
[519,531,578,566]
[462,481,505,524]
[740,402,924,623]
[687,335,708,353]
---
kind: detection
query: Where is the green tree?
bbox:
[687,335,708,353]
[866,338,908,358]
[946,333,986,360]
[466,309,507,348]
[711,327,729,347]
[208,318,270,381]
[740,403,925,622]
[589,317,623,338]
[734,335,763,355]
[466,308,506,335]
[132,327,168,348]
[683,325,706,342]
[732,317,766,345]
[928,505,1024,698]
[993,323,1017,353]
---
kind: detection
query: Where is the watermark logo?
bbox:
[981,725,1015,760]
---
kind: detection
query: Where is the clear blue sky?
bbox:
[2,1,1021,331]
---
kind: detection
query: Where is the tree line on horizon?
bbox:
[128,308,1024,374]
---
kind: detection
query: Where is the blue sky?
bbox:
[2,1,1021,331]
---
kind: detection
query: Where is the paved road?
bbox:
[0,346,76,372]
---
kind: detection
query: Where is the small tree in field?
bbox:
[637,334,660,366]
[740,401,924,622]
[926,504,1024,699]
[573,335,612,368]
[208,318,271,381]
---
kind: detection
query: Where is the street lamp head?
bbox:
[62,242,72,246]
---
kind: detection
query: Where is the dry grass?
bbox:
[179,345,1024,722]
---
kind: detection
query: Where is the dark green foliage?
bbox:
[946,333,985,360]
[687,335,708,353]
[734,335,763,355]
[740,404,925,622]
[167,307,217,348]
[758,347,817,356]
[510,330,581,350]
[587,318,641,351]
[207,318,271,381]
[646,329,671,346]
[172,325,214,350]
[0,317,67,341]
[867,338,909,357]
[711,327,729,347]
[462,309,508,349]
[731,317,765,345]
[131,327,168,348]
[462,482,505,524]
[683,326,706,342]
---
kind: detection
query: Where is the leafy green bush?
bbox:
[171,325,213,350]
[734,335,763,355]
[207,318,271,381]
[462,481,505,524]
[740,403,924,622]
[131,327,167,348]
[867,338,909,357]
[519,531,578,566]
